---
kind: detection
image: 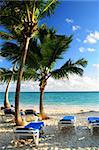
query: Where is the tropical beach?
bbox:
[0,0,99,150]
[0,92,99,149]
[0,106,99,150]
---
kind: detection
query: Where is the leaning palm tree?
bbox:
[1,0,58,125]
[27,27,88,119]
[0,68,12,109]
[0,66,17,109]
[0,40,39,110]
[0,41,21,109]
[39,58,87,119]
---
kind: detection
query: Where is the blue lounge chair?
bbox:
[88,117,99,135]
[88,117,99,123]
[25,121,44,132]
[25,109,38,116]
[58,116,76,130]
[14,121,44,146]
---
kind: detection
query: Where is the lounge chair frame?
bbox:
[88,123,99,135]
[58,120,76,130]
[13,127,39,146]
[58,116,76,131]
[0,114,14,122]
[88,117,99,135]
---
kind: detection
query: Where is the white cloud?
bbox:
[93,64,99,69]
[79,47,85,52]
[84,31,99,44]
[72,25,80,31]
[65,18,73,23]
[20,80,39,91]
[87,48,95,52]
[0,80,39,92]
[79,47,95,53]
[76,38,81,42]
[0,75,99,92]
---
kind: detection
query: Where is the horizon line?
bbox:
[0,91,99,93]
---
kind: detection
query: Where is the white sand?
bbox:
[20,104,99,114]
[0,106,99,150]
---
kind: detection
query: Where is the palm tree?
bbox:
[27,27,88,119]
[0,0,58,125]
[0,68,12,109]
[0,66,17,109]
[0,40,39,111]
[0,25,88,119]
[0,41,21,109]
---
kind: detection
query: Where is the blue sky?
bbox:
[41,1,99,76]
[0,1,99,91]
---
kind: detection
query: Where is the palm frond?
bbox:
[25,38,41,69]
[75,58,88,67]
[0,68,13,83]
[38,25,56,43]
[0,31,15,40]
[1,1,26,40]
[51,58,88,79]
[40,0,59,18]
[41,34,72,67]
[23,68,36,81]
[0,42,21,64]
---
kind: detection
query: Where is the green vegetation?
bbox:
[0,0,87,123]
[0,0,58,125]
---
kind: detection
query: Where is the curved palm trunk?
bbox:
[15,37,30,125]
[39,83,49,120]
[4,79,11,109]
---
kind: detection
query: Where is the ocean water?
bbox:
[0,92,99,108]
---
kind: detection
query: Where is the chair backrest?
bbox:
[25,121,44,130]
[4,108,15,115]
[60,116,75,122]
[88,117,99,123]
[25,109,37,116]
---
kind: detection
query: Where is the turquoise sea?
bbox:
[0,92,99,107]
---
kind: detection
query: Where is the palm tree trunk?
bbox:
[40,87,44,116]
[4,79,11,109]
[15,37,30,125]
[39,85,49,120]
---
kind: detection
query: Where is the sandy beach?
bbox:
[0,106,99,150]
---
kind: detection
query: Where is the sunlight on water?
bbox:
[0,92,99,108]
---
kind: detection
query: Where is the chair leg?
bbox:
[35,131,39,146]
[58,124,61,130]
[33,130,39,146]
[13,132,15,143]
[90,127,93,135]
[13,133,18,146]
[74,126,76,133]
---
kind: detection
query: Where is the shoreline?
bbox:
[19,104,99,114]
[0,103,99,115]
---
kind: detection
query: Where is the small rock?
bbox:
[1,146,6,150]
[78,137,85,140]
[10,140,14,144]
[19,144,24,147]
[30,144,34,147]
[7,145,13,149]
